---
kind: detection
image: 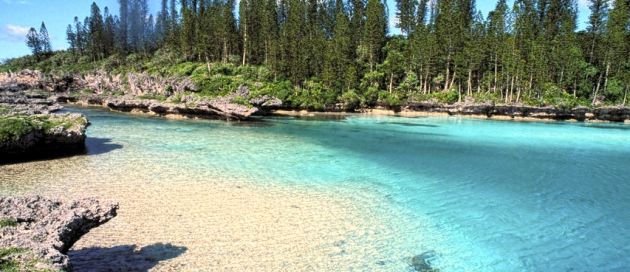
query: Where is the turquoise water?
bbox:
[34,108,630,270]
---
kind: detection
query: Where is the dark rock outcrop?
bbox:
[0,196,118,271]
[0,113,89,162]
[405,100,630,122]
[0,89,62,115]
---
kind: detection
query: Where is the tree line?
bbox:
[29,0,630,106]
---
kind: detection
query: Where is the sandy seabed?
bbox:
[0,155,419,271]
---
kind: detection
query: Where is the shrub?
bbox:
[433,89,459,104]
[378,92,405,108]
[339,90,361,110]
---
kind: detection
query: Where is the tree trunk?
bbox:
[444,52,451,92]
[223,39,228,63]
[603,62,610,96]
[477,70,481,93]
[265,40,269,65]
[509,75,515,103]
[592,71,604,105]
[448,70,456,93]
[206,56,211,73]
[467,68,472,97]
[242,24,248,66]
[623,86,628,106]
[389,73,394,94]
[493,53,498,93]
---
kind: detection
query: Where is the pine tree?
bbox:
[157,0,170,43]
[323,4,353,91]
[283,0,308,84]
[396,0,417,35]
[239,0,250,65]
[39,22,52,55]
[118,0,129,54]
[66,24,77,54]
[306,0,326,77]
[486,0,509,93]
[586,0,609,63]
[363,0,387,72]
[103,7,117,56]
[88,2,105,60]
[261,0,280,69]
[219,0,238,63]
[435,0,460,91]
[25,27,42,60]
[597,0,630,103]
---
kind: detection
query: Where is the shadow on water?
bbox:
[377,121,440,128]
[578,123,630,131]
[85,137,123,156]
[0,137,122,166]
[68,243,187,272]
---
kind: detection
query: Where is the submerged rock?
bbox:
[409,250,440,272]
[0,196,118,271]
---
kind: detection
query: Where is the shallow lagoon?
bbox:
[1,107,630,271]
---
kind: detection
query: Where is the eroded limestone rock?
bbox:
[0,196,118,271]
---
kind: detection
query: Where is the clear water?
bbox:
[4,107,630,271]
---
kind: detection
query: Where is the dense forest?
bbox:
[3,0,630,110]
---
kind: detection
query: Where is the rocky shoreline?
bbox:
[1,70,282,121]
[0,196,118,271]
[2,70,630,123]
[0,73,90,163]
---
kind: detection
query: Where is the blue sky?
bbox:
[0,0,591,60]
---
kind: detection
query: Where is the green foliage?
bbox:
[0,247,57,272]
[0,117,35,143]
[433,90,459,104]
[4,0,629,110]
[0,247,26,272]
[0,219,17,228]
[0,115,87,143]
[472,92,502,104]
[339,90,361,111]
[397,71,419,93]
[290,80,338,110]
[378,92,405,108]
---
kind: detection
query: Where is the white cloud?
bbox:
[6,24,29,36]
[1,24,30,42]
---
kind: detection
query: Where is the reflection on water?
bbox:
[2,106,630,271]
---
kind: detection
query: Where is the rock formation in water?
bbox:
[0,113,89,162]
[0,196,118,271]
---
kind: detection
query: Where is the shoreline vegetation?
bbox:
[1,69,629,123]
[1,0,628,123]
